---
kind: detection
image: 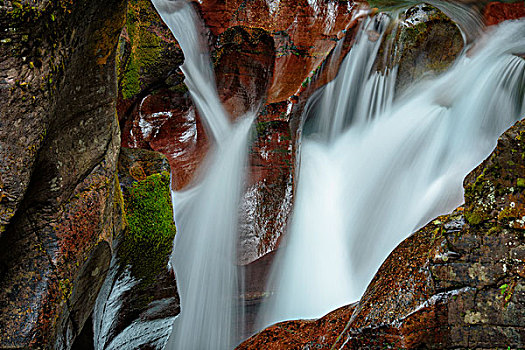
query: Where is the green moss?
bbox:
[465,210,485,226]
[121,56,140,99]
[169,82,189,94]
[119,171,176,285]
[487,225,502,235]
[498,205,519,222]
[517,178,525,188]
[119,0,163,99]
[58,278,73,300]
[499,282,515,307]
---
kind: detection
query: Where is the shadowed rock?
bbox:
[0,0,126,348]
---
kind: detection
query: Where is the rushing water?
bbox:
[259,17,525,327]
[147,0,525,347]
[151,1,254,349]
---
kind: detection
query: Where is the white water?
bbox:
[260,18,525,327]
[151,1,254,349]
[149,0,525,345]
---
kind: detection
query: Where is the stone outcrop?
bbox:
[237,118,525,349]
[375,4,464,92]
[238,304,356,350]
[91,148,178,350]
[116,0,363,267]
[0,0,126,348]
[485,1,525,26]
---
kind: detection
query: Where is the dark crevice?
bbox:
[71,314,94,350]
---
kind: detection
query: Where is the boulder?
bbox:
[375,3,464,92]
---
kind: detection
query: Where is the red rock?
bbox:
[484,1,525,26]
[197,0,357,103]
[215,26,275,118]
[238,304,356,350]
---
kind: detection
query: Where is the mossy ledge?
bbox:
[119,171,176,288]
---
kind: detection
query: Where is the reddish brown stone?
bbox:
[197,0,357,103]
[484,1,525,26]
[122,89,210,191]
[214,26,275,118]
[238,304,356,350]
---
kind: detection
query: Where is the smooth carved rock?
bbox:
[197,0,357,104]
[375,3,464,92]
[0,0,126,348]
[92,149,178,350]
[484,1,525,26]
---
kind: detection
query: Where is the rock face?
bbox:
[117,0,467,267]
[116,0,366,267]
[485,1,525,26]
[92,148,178,350]
[238,304,356,350]
[114,4,468,344]
[375,3,464,92]
[237,118,525,349]
[0,0,126,348]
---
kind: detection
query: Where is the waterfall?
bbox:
[151,1,254,349]
[259,17,525,327]
[149,0,525,345]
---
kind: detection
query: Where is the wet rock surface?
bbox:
[0,0,126,348]
[484,1,525,26]
[375,4,464,92]
[197,0,358,104]
[238,303,356,350]
[238,118,525,349]
[117,0,365,266]
[92,148,178,350]
[116,0,185,124]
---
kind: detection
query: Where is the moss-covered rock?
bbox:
[464,119,525,230]
[375,4,464,92]
[117,0,184,114]
[120,171,176,284]
[92,149,179,350]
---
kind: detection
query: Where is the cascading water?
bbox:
[259,17,525,328]
[150,0,254,349]
[147,0,524,346]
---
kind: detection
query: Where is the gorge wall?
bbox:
[0,0,126,348]
[0,0,524,349]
